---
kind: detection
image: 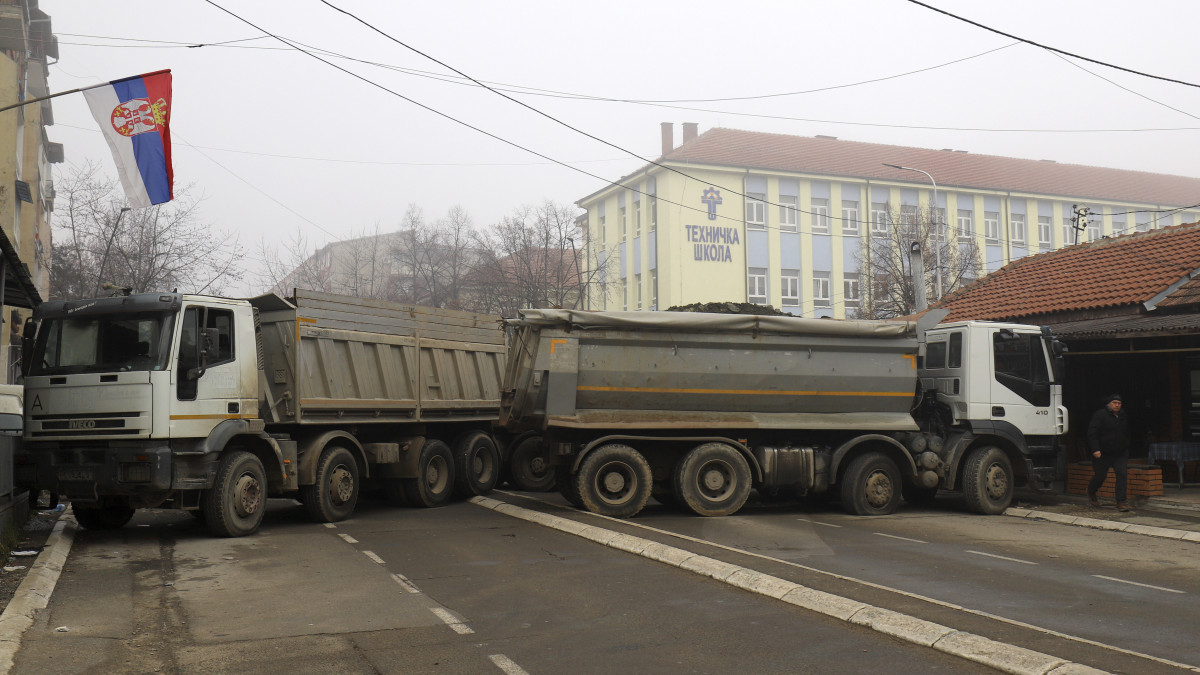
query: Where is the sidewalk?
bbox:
[1007,484,1200,541]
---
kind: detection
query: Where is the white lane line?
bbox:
[966,550,1038,566]
[323,523,337,529]
[489,654,530,675]
[392,573,421,594]
[430,607,474,635]
[362,550,386,565]
[1093,575,1185,594]
[874,532,927,544]
[804,519,842,528]
[489,491,1199,673]
[338,533,358,544]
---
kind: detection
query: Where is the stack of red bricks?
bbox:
[1067,463,1163,498]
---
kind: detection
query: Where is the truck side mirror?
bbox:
[187,327,219,381]
[20,318,36,377]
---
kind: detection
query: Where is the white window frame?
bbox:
[649,196,657,232]
[779,195,798,232]
[813,274,831,307]
[900,205,918,227]
[636,273,643,310]
[746,193,767,229]
[984,211,1000,243]
[841,201,860,235]
[844,274,861,307]
[957,209,973,237]
[1010,213,1025,245]
[599,214,606,246]
[871,203,889,236]
[649,269,658,310]
[634,201,642,238]
[1112,216,1127,236]
[1038,216,1053,246]
[748,267,768,305]
[781,270,800,307]
[811,198,830,234]
[619,206,627,242]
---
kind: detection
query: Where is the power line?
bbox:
[905,0,1200,89]
[1047,52,1200,122]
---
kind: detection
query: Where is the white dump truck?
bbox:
[16,289,506,536]
[498,309,1067,518]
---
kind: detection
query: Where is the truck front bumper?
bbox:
[17,442,218,500]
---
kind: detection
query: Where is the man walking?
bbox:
[1087,394,1132,511]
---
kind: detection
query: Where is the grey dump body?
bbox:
[501,309,924,432]
[253,289,506,426]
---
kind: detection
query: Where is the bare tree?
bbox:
[51,162,244,300]
[387,204,480,309]
[854,204,981,318]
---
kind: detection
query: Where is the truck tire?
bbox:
[402,439,456,508]
[575,444,652,518]
[301,445,360,522]
[203,450,267,537]
[840,452,902,516]
[509,435,555,492]
[557,470,584,509]
[673,442,752,517]
[453,432,500,497]
[73,500,135,531]
[962,446,1013,515]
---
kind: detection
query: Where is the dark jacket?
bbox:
[1087,407,1130,457]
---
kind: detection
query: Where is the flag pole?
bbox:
[0,69,172,114]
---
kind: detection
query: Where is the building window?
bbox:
[779,195,798,232]
[636,273,642,310]
[746,192,766,229]
[957,209,973,238]
[621,280,627,311]
[842,200,860,235]
[650,269,658,310]
[1038,216,1053,247]
[1086,212,1099,241]
[900,204,918,226]
[871,202,889,236]
[748,267,767,304]
[599,214,606,246]
[1136,215,1151,232]
[844,273,861,307]
[649,196,657,232]
[812,198,830,234]
[1112,215,1127,235]
[634,201,642,238]
[1010,214,1025,245]
[984,211,1000,243]
[813,273,831,307]
[1062,214,1077,244]
[1185,212,1198,225]
[619,205,627,242]
[781,269,800,307]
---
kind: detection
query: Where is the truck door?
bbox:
[989,329,1056,435]
[173,305,243,435]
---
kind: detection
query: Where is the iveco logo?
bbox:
[68,420,96,430]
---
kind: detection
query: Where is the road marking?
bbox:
[430,607,474,635]
[323,523,337,529]
[489,491,1200,673]
[338,534,358,544]
[1093,575,1185,594]
[804,519,842,528]
[489,654,529,675]
[966,550,1037,566]
[362,550,386,565]
[391,573,421,594]
[874,532,927,544]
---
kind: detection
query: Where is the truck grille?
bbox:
[29,412,146,438]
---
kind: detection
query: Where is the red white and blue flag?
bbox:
[83,69,173,208]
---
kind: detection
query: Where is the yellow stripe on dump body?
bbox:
[576,386,911,397]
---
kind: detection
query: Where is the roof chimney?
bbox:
[682,122,698,144]
[661,122,674,156]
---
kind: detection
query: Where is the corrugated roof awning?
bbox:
[0,225,41,310]
[1046,312,1200,339]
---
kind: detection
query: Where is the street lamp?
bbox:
[883,163,942,300]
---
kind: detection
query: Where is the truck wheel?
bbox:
[509,435,555,492]
[963,446,1013,515]
[402,439,456,508]
[73,501,135,530]
[575,444,652,518]
[203,450,267,537]
[302,445,360,522]
[453,432,500,497]
[557,470,584,509]
[673,443,752,517]
[840,452,902,516]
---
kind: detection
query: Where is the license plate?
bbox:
[58,468,94,482]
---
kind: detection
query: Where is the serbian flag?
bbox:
[83,70,173,208]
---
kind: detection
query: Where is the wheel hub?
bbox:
[602,470,627,493]
[984,464,1009,499]
[330,466,354,504]
[529,456,547,475]
[702,468,726,491]
[864,470,893,508]
[234,473,262,517]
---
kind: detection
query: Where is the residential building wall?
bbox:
[579,129,1200,318]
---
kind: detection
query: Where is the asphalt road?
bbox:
[10,491,1200,674]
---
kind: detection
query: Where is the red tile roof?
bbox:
[663,128,1200,207]
[936,223,1200,322]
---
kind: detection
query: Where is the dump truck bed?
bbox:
[253,289,505,425]
[500,309,923,432]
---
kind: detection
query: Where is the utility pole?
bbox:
[1072,204,1090,245]
[883,164,941,300]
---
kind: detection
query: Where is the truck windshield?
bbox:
[30,312,176,375]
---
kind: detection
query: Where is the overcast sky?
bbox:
[47,0,1200,295]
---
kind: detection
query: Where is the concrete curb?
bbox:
[471,496,1107,675]
[1006,507,1200,543]
[0,510,76,674]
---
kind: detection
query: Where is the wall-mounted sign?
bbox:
[701,187,722,220]
[686,224,740,262]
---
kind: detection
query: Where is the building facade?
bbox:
[577,125,1200,318]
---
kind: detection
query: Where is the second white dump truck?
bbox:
[17,289,506,536]
[498,309,1067,518]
